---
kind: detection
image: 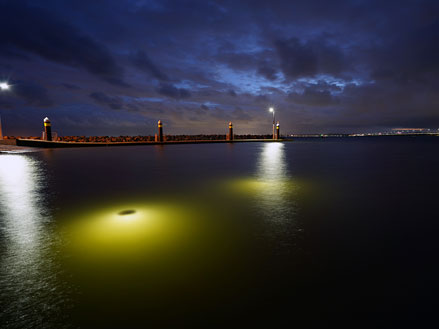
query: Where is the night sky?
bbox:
[0,0,438,136]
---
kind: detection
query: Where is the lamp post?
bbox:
[0,82,11,140]
[156,120,164,142]
[269,107,275,139]
[43,117,52,141]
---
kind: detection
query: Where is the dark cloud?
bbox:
[0,97,14,109]
[232,107,251,121]
[257,65,278,81]
[254,94,270,104]
[89,92,123,110]
[156,83,191,99]
[1,0,439,135]
[275,37,346,79]
[62,83,81,90]
[16,82,53,107]
[288,81,341,107]
[289,88,338,107]
[216,52,257,71]
[0,48,31,61]
[0,80,53,108]
[125,103,141,112]
[370,20,439,86]
[0,2,126,86]
[215,50,280,81]
[131,50,169,81]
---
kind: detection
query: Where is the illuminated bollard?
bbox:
[227,121,233,141]
[275,121,280,140]
[43,117,52,141]
[155,120,164,142]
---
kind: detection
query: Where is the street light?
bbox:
[0,82,10,91]
[269,107,275,139]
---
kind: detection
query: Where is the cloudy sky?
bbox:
[0,0,438,136]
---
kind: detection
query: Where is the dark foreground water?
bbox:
[1,137,439,328]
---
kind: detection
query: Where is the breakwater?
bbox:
[15,137,289,148]
[2,118,285,148]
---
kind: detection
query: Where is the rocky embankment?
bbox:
[2,134,274,143]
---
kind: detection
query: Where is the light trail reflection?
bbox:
[223,142,300,249]
[255,142,294,223]
[0,155,42,247]
[257,142,287,182]
[0,154,66,328]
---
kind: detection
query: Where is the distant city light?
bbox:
[0,82,10,91]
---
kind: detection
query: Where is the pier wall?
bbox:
[16,138,288,148]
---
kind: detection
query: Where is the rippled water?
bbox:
[1,138,438,328]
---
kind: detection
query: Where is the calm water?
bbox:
[1,137,439,328]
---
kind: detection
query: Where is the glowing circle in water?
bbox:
[60,202,207,263]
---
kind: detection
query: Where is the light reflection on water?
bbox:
[253,142,300,249]
[0,155,69,328]
[224,143,299,237]
[0,143,304,328]
[258,142,287,181]
[3,139,434,327]
[61,143,296,268]
[0,155,42,247]
[256,142,291,217]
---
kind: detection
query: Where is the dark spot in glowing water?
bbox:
[118,210,136,216]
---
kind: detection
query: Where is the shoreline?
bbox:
[2,134,437,151]
[14,138,290,148]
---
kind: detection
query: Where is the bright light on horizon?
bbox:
[269,107,274,112]
[0,82,10,91]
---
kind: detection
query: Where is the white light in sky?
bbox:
[0,82,10,91]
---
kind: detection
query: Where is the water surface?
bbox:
[1,138,438,327]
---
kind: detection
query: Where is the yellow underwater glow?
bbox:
[61,201,206,263]
[59,143,303,270]
[225,178,273,194]
[224,177,298,198]
[58,197,248,290]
